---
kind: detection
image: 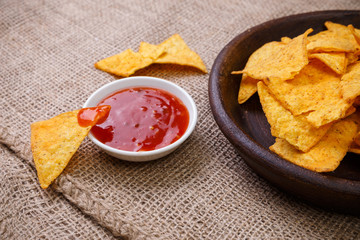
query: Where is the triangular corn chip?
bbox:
[341,61,360,102]
[325,21,360,51]
[233,29,312,81]
[270,117,358,172]
[348,24,360,46]
[95,49,154,77]
[235,75,259,104]
[31,110,91,189]
[307,22,360,53]
[154,34,207,73]
[309,52,346,74]
[257,82,332,152]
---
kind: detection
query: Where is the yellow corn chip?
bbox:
[309,52,346,74]
[307,22,360,53]
[138,42,165,60]
[348,24,360,45]
[236,75,259,104]
[341,61,360,102]
[154,34,207,73]
[231,41,285,75]
[257,82,331,152]
[270,117,358,172]
[95,49,154,77]
[234,29,312,81]
[31,110,91,189]
[266,60,352,127]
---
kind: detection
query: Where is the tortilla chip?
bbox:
[31,110,91,189]
[232,29,312,81]
[309,52,346,74]
[154,34,207,73]
[270,118,358,172]
[231,41,285,75]
[95,49,154,77]
[325,21,360,50]
[138,42,165,60]
[307,22,360,53]
[341,61,360,102]
[266,60,352,127]
[348,24,360,45]
[307,31,355,53]
[236,75,259,104]
[258,82,331,152]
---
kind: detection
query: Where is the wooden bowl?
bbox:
[209,10,360,214]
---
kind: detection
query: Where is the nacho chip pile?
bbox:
[95,34,207,77]
[232,21,360,172]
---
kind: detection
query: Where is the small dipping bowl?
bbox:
[83,76,197,162]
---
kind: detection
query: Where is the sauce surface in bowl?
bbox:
[91,87,189,152]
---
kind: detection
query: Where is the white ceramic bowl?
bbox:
[83,76,197,162]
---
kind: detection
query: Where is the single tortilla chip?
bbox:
[348,24,360,46]
[138,42,165,60]
[258,82,331,152]
[270,117,358,172]
[232,57,260,104]
[325,21,360,51]
[341,61,360,102]
[31,110,91,189]
[309,52,346,74]
[95,49,154,77]
[266,60,352,127]
[154,34,207,73]
[307,22,360,53]
[234,29,312,81]
[231,41,286,75]
[236,75,259,104]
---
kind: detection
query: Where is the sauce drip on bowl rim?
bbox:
[91,87,189,152]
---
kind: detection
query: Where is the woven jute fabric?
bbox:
[1,0,360,239]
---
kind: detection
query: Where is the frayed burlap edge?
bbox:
[0,126,152,240]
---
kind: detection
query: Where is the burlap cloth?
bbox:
[1,0,360,239]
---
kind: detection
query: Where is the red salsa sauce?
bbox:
[77,105,111,127]
[91,87,190,152]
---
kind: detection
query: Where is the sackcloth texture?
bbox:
[1,0,360,239]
